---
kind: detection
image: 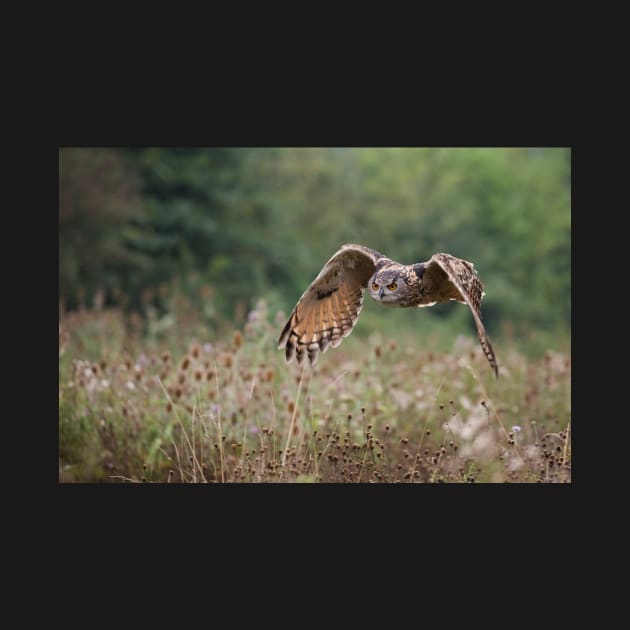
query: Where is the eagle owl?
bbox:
[278,243,498,377]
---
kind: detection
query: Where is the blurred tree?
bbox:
[59,148,148,309]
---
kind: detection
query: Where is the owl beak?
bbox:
[379,288,385,299]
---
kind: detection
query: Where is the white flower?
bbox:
[126,381,136,391]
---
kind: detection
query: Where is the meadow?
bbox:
[58,298,571,483]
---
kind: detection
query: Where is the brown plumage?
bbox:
[278,244,499,377]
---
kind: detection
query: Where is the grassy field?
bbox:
[58,300,571,483]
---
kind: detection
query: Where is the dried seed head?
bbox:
[191,344,200,359]
[195,370,203,381]
[162,352,170,363]
[233,330,243,348]
[181,357,190,371]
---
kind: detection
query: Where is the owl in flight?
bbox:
[278,244,498,377]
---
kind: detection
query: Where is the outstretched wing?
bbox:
[278,244,387,365]
[425,253,499,378]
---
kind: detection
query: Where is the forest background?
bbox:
[59,147,570,356]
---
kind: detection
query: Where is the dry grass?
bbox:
[59,300,571,483]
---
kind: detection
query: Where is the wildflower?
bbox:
[125,381,136,391]
[512,425,522,433]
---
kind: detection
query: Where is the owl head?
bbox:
[368,269,404,304]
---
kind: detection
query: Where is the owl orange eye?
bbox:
[372,282,379,291]
[388,283,397,290]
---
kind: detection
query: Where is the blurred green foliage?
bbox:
[59,147,570,351]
